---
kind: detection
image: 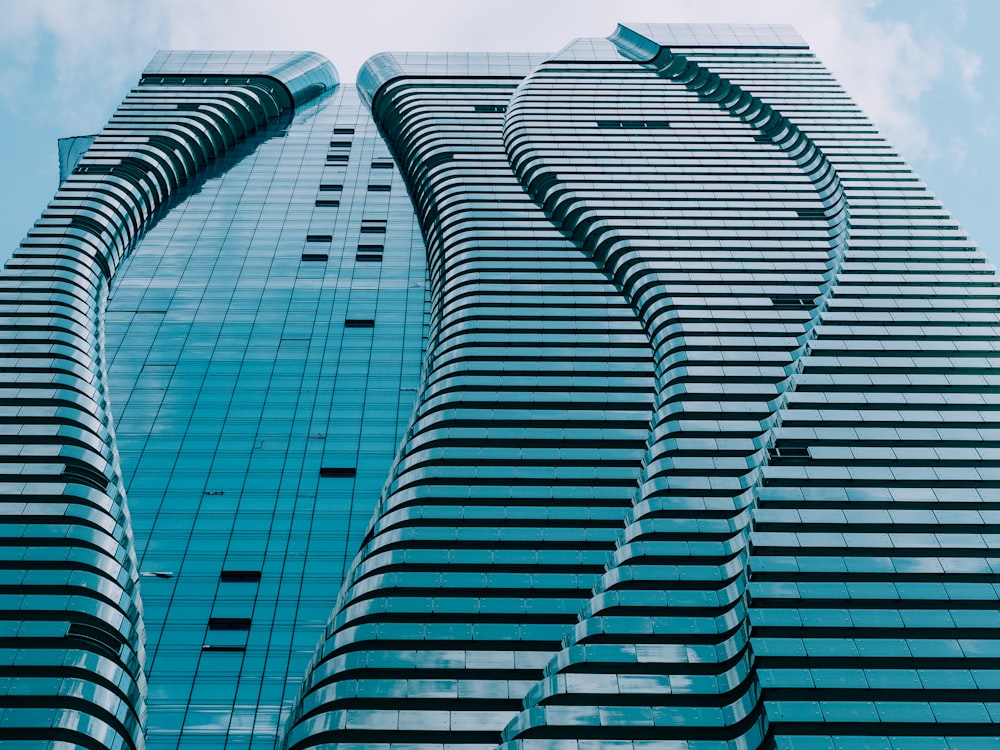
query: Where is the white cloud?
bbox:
[0,0,984,172]
[773,2,944,161]
[956,46,982,100]
[947,136,970,172]
[975,118,997,138]
[0,4,45,114]
[0,0,171,131]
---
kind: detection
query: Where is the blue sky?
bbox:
[1,0,996,265]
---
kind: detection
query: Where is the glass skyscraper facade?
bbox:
[2,22,999,750]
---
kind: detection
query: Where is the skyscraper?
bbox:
[2,22,999,750]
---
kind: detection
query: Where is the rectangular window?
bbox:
[320,467,357,478]
[796,208,827,219]
[315,199,340,207]
[333,127,355,135]
[356,243,384,262]
[344,319,375,329]
[474,104,506,113]
[360,220,387,233]
[301,253,328,262]
[770,296,814,308]
[329,140,352,148]
[326,154,349,163]
[768,443,812,465]
[371,161,393,169]
[220,570,261,583]
[306,234,332,243]
[367,184,391,192]
[596,119,670,129]
[208,618,252,631]
[319,184,343,192]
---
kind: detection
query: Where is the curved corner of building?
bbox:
[356,51,406,110]
[143,49,338,110]
[263,51,339,107]
[607,22,661,62]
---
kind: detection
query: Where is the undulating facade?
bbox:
[2,22,999,750]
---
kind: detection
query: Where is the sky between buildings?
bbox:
[0,0,996,266]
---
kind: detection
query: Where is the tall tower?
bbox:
[100,54,429,748]
[2,23,999,750]
[286,25,1000,750]
[0,50,429,749]
[0,49,338,749]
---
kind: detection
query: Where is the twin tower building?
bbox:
[2,23,999,750]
